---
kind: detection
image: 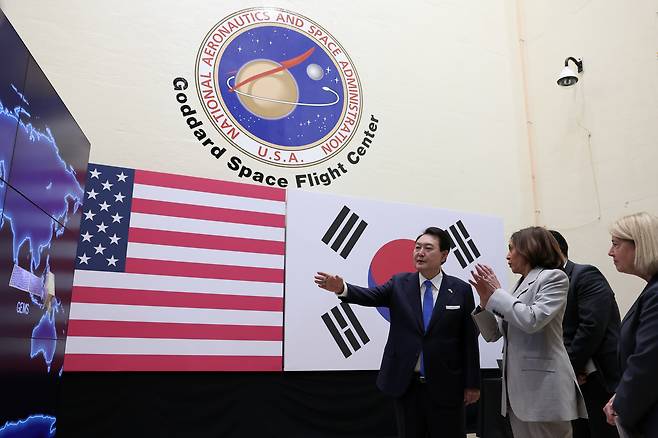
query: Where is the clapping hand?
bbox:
[469,263,501,308]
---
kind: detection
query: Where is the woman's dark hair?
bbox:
[510,226,564,269]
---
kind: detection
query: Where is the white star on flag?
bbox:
[89,168,101,179]
[101,180,113,191]
[81,231,93,242]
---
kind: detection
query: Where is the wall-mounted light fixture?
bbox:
[557,57,583,86]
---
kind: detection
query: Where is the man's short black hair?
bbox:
[416,227,452,252]
[549,229,569,259]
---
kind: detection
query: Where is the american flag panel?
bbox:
[63,164,285,371]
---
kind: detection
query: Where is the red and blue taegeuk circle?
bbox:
[367,239,416,321]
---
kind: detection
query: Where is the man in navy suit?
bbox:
[315,227,480,438]
[550,230,621,438]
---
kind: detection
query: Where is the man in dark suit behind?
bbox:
[550,230,621,438]
[315,227,480,438]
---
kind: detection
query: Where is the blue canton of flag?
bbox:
[75,164,134,272]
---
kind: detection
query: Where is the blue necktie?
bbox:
[420,280,434,376]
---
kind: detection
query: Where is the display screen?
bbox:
[0,187,75,435]
[0,8,29,223]
[0,10,90,437]
[0,186,78,341]
[8,55,88,229]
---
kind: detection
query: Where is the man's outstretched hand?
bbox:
[314,272,344,294]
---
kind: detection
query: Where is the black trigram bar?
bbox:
[321,206,368,259]
[448,220,481,269]
[321,303,370,358]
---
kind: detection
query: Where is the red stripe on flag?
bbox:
[63,354,282,371]
[71,286,283,311]
[128,228,285,255]
[131,198,285,228]
[67,320,283,341]
[125,258,284,283]
[134,169,286,202]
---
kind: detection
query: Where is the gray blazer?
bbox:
[472,267,587,422]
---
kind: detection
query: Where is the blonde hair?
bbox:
[610,212,658,277]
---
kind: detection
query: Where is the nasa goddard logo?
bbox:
[195,8,363,168]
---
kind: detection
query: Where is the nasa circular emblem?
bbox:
[195,8,363,168]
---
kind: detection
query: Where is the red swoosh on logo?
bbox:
[228,47,315,92]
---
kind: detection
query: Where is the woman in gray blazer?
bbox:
[604,212,658,437]
[470,226,587,438]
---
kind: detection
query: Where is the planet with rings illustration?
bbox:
[226,47,340,120]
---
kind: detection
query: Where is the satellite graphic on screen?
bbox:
[0,9,90,437]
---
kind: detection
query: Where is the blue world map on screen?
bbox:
[0,414,56,438]
[0,84,83,372]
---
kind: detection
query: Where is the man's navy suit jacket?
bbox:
[562,260,621,392]
[342,271,480,407]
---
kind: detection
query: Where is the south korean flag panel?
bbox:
[284,189,506,371]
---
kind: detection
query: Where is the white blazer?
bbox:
[472,267,587,422]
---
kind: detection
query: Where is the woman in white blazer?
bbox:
[470,226,587,438]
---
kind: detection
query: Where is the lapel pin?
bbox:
[448,288,454,294]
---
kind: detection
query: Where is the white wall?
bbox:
[516,0,658,313]
[0,0,533,234]
[3,0,655,314]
